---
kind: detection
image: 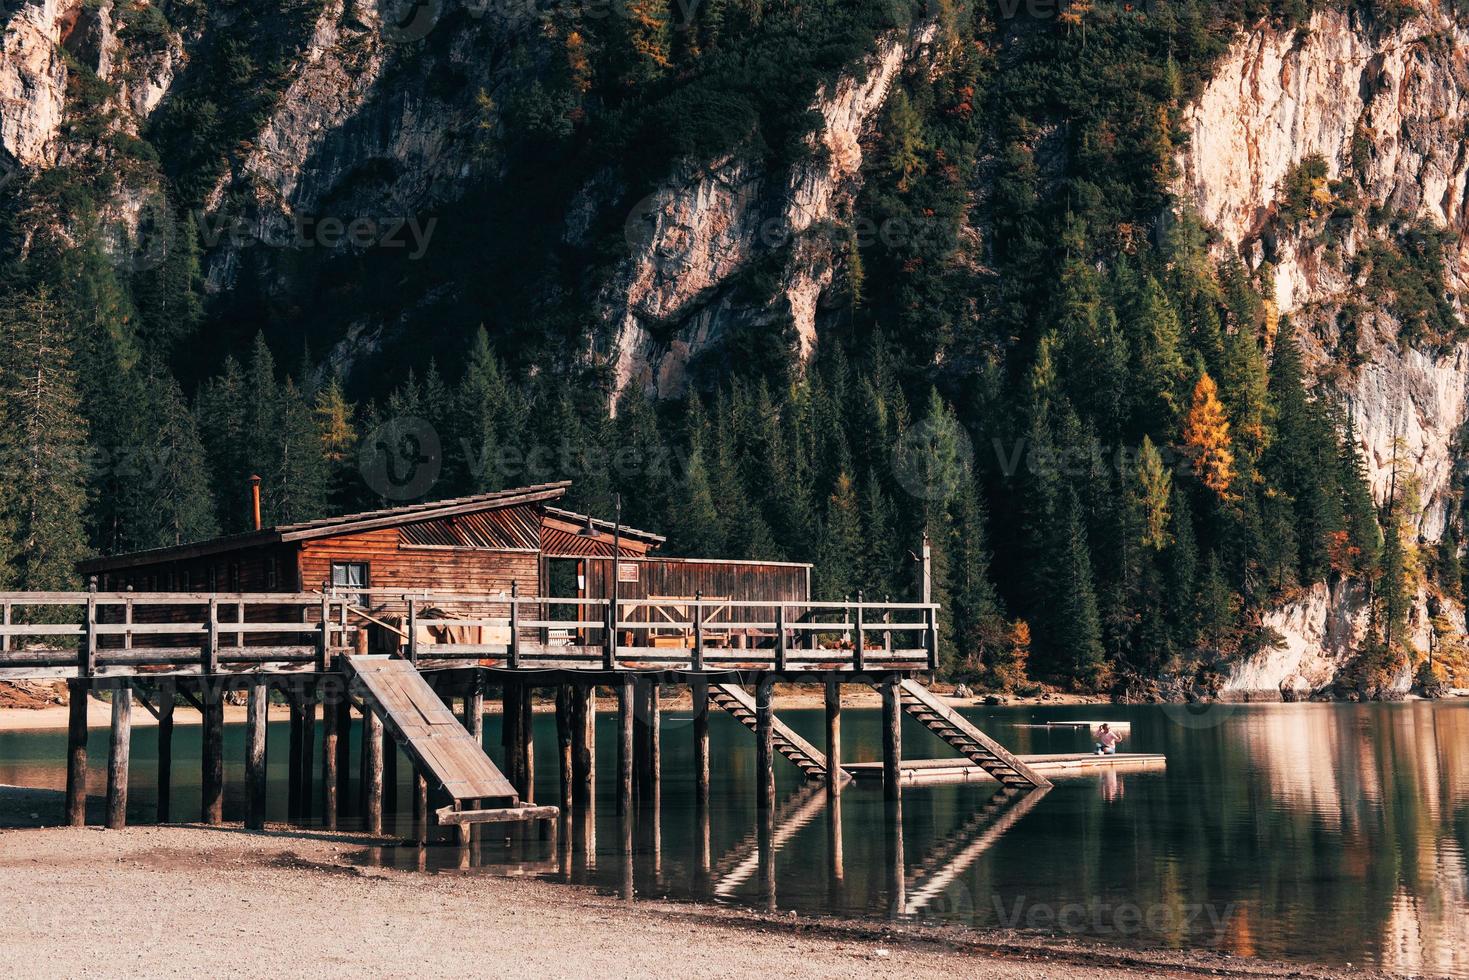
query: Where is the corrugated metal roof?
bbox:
[542,507,665,544]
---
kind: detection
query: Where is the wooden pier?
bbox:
[0,578,1182,850]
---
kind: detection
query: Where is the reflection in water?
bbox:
[6,701,1469,975]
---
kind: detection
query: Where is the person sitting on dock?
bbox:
[1094,723,1123,755]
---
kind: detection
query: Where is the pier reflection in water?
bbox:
[6,700,1469,976]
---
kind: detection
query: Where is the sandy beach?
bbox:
[0,820,1377,980]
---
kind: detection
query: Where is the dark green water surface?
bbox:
[4,700,1466,975]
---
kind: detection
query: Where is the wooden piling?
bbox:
[463,677,484,746]
[156,682,174,824]
[245,679,268,831]
[756,675,775,811]
[571,685,595,807]
[519,682,536,804]
[616,675,634,814]
[825,675,842,796]
[202,685,224,825]
[364,709,384,834]
[299,685,315,822]
[692,677,710,811]
[105,684,132,830]
[322,686,339,830]
[335,696,352,817]
[881,674,902,802]
[555,686,573,814]
[65,679,88,827]
[643,680,659,800]
[287,694,303,821]
[502,681,525,794]
[383,728,398,825]
[413,771,429,846]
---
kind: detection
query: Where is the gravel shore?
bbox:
[0,821,1382,980]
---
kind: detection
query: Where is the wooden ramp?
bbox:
[889,679,1051,789]
[344,656,553,825]
[709,683,848,784]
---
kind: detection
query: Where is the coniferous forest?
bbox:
[1,0,1461,697]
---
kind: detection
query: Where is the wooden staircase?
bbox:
[888,679,1051,790]
[709,683,846,783]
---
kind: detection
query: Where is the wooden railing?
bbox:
[0,591,358,679]
[330,588,940,673]
[0,589,938,677]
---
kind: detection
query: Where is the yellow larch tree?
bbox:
[1182,371,1235,497]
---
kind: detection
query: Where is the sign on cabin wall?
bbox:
[617,563,640,583]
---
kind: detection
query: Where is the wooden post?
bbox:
[556,686,573,814]
[508,582,520,668]
[407,598,419,665]
[692,677,710,812]
[82,581,97,677]
[463,675,484,745]
[643,679,659,800]
[322,681,339,830]
[65,679,89,827]
[502,681,524,795]
[382,727,398,827]
[300,684,315,822]
[156,682,174,823]
[317,594,330,672]
[881,674,902,802]
[925,604,939,672]
[105,683,132,830]
[245,679,268,831]
[413,771,429,846]
[755,676,775,811]
[335,696,352,818]
[825,675,842,797]
[571,685,595,807]
[775,605,788,671]
[204,598,219,675]
[364,709,384,834]
[603,599,617,670]
[616,675,634,814]
[519,681,536,804]
[691,591,704,671]
[854,591,866,673]
[202,684,224,824]
[287,693,303,821]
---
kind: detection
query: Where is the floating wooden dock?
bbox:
[845,752,1167,786]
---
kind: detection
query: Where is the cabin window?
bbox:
[181,570,190,591]
[266,558,278,590]
[208,566,218,591]
[331,562,370,604]
[229,563,241,592]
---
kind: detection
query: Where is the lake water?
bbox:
[3,699,1467,976]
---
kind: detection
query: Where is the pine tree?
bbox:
[1131,435,1172,550]
[946,479,1006,678]
[668,445,722,556]
[1127,275,1190,433]
[272,379,330,524]
[143,369,218,548]
[0,286,90,590]
[314,376,357,507]
[1054,487,1107,689]
[814,471,862,600]
[1181,371,1234,497]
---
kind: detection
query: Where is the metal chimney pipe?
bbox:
[249,475,262,531]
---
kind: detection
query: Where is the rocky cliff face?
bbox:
[1182,7,1469,695]
[1180,6,1469,540]
[1,0,71,168]
[596,22,938,399]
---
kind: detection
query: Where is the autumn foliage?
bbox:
[1182,372,1235,496]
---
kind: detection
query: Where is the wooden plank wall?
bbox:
[297,528,541,615]
[583,558,810,623]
